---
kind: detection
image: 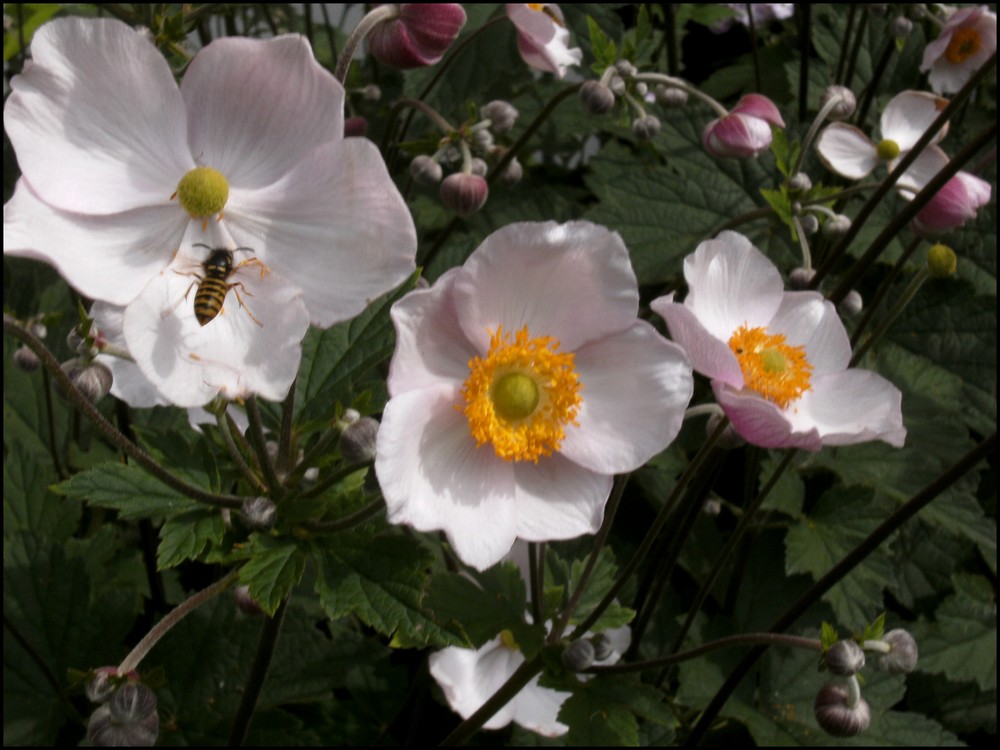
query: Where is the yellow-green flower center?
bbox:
[945,27,981,64]
[462,325,581,463]
[175,166,230,219]
[729,324,813,408]
[927,243,957,278]
[876,139,900,161]
[499,629,519,651]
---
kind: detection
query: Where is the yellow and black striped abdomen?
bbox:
[194,249,234,326]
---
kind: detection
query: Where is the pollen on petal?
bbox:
[729,324,813,408]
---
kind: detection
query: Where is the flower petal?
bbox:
[794,370,906,447]
[511,677,570,736]
[91,302,171,408]
[452,221,639,353]
[768,292,851,375]
[429,640,521,730]
[713,382,824,451]
[896,144,949,196]
[507,4,582,78]
[512,453,611,542]
[651,294,745,387]
[230,138,417,327]
[3,179,186,305]
[5,17,191,214]
[879,91,949,151]
[731,93,785,127]
[182,35,345,187]
[560,321,693,474]
[816,123,879,180]
[703,112,773,158]
[375,384,519,571]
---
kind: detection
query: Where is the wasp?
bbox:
[174,244,268,327]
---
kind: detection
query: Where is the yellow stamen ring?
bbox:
[729,324,813,408]
[945,27,981,64]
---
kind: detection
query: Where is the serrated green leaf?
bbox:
[759,186,795,235]
[559,675,671,746]
[238,535,308,616]
[859,612,886,642]
[157,509,226,569]
[4,442,80,541]
[53,461,200,520]
[586,15,617,69]
[546,547,633,632]
[820,622,839,650]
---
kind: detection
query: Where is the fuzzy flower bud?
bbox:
[799,214,820,235]
[789,172,813,192]
[14,345,41,372]
[233,585,264,616]
[655,84,689,107]
[789,267,816,290]
[360,84,382,101]
[110,682,158,725]
[614,59,637,77]
[86,667,134,704]
[877,629,919,673]
[339,416,381,463]
[591,633,614,661]
[344,116,368,138]
[927,243,957,279]
[822,214,852,238]
[703,94,785,158]
[499,156,524,186]
[368,4,467,69]
[472,129,494,151]
[891,15,913,38]
[561,638,596,671]
[481,100,519,135]
[241,496,277,531]
[410,155,443,186]
[88,683,159,747]
[632,115,662,141]
[825,640,865,675]
[440,173,488,217]
[580,80,616,115]
[470,157,489,177]
[814,682,871,737]
[838,290,863,318]
[608,75,627,96]
[820,85,857,121]
[60,359,113,403]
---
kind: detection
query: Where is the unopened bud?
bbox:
[86,667,124,704]
[88,683,159,747]
[927,243,957,278]
[481,100,519,135]
[634,81,648,97]
[789,172,813,192]
[360,84,381,101]
[440,172,488,217]
[61,359,113,403]
[591,633,614,661]
[799,214,820,235]
[891,15,912,38]
[410,155,443,186]
[820,85,856,121]
[822,214,852,238]
[233,585,264,616]
[703,498,722,516]
[814,682,871,737]
[470,157,488,177]
[655,84,688,107]
[580,80,616,115]
[14,345,41,372]
[109,682,158,724]
[561,638,596,671]
[343,116,368,138]
[614,59,637,77]
[339,416,380,463]
[31,321,47,339]
[241,496,277,531]
[471,129,494,151]
[499,156,524,186]
[838,290,863,318]
[789,267,816,289]
[632,115,661,141]
[877,629,918,673]
[608,75,627,95]
[825,640,865,675]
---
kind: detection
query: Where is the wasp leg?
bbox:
[229,282,264,328]
[234,257,271,280]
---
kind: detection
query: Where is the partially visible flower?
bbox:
[376,221,693,570]
[367,4,467,69]
[506,4,583,79]
[711,3,795,33]
[816,90,949,180]
[344,116,368,137]
[703,94,785,158]
[651,232,906,452]
[921,6,997,94]
[896,145,992,235]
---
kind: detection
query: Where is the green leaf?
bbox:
[820,621,839,650]
[586,15,617,70]
[859,612,886,642]
[157,509,227,570]
[769,127,799,178]
[4,4,61,61]
[559,675,672,746]
[3,442,80,541]
[238,535,308,616]
[546,547,634,632]
[759,186,795,236]
[313,531,466,648]
[53,461,200,520]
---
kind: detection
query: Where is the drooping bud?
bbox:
[655,84,689,108]
[825,640,865,675]
[799,214,820,235]
[634,82,648,97]
[789,172,813,192]
[86,667,129,704]
[927,243,957,278]
[561,638,596,672]
[814,682,871,737]
[614,59,637,77]
[339,416,380,463]
[838,290,863,318]
[789,267,816,289]
[88,683,159,747]
[703,94,785,158]
[608,75,627,95]
[359,84,382,101]
[410,155,443,186]
[367,4,467,69]
[591,633,614,661]
[499,156,524,186]
[472,129,494,151]
[822,214,852,238]
[481,100,519,135]
[877,629,918,673]
[912,172,992,236]
[580,80,616,115]
[470,157,489,177]
[14,345,41,372]
[891,15,913,38]
[60,359,113,403]
[241,496,278,531]
[820,85,857,121]
[632,115,662,141]
[344,116,368,138]
[440,173,488,216]
[233,585,265,616]
[109,682,158,725]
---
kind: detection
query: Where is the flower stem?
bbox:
[745,4,762,91]
[277,377,296,475]
[118,569,240,675]
[851,268,930,365]
[633,73,729,118]
[848,235,922,350]
[333,4,398,83]
[834,4,857,85]
[528,542,545,624]
[245,396,285,498]
[297,493,385,534]
[853,34,895,127]
[216,408,267,494]
[842,8,869,89]
[291,458,374,502]
[796,4,812,122]
[3,316,245,509]
[396,97,457,134]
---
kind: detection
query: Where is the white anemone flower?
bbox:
[651,232,906,452]
[815,90,949,181]
[4,18,416,406]
[921,6,997,94]
[506,4,583,79]
[375,221,693,571]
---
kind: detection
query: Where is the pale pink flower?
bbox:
[702,94,785,158]
[506,4,582,78]
[711,3,795,33]
[375,221,693,570]
[368,4,467,69]
[896,145,992,235]
[651,232,906,452]
[921,6,997,94]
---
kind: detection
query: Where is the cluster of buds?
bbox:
[12,316,48,373]
[51,319,115,404]
[85,669,159,747]
[409,100,522,217]
[580,60,663,142]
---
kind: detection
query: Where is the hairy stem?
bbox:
[228,596,289,746]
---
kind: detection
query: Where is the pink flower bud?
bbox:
[440,173,489,217]
[368,4,467,69]
[344,116,368,138]
[912,171,992,236]
[703,94,785,158]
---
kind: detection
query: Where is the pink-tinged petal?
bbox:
[730,93,785,127]
[3,179,186,306]
[386,269,473,395]
[816,123,879,180]
[925,8,997,94]
[375,384,519,571]
[429,640,521,730]
[452,221,639,354]
[4,18,191,214]
[651,295,745,387]
[713,382,824,452]
[880,91,949,151]
[682,231,784,339]
[507,4,582,77]
[703,112,774,158]
[913,171,992,235]
[369,4,467,69]
[507,4,561,41]
[896,144,950,197]
[91,302,171,408]
[511,678,570,736]
[230,138,417,328]
[183,35,344,186]
[768,292,851,374]
[121,258,310,406]
[511,453,611,541]
[795,370,906,447]
[921,7,984,73]
[560,322,693,474]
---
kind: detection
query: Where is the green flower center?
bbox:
[876,139,900,161]
[492,373,540,421]
[175,166,230,219]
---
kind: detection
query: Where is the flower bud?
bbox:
[632,115,661,141]
[912,172,992,236]
[580,80,616,115]
[499,156,524,186]
[241,496,277,531]
[927,243,957,278]
[344,116,368,138]
[891,15,912,38]
[591,633,614,661]
[702,498,722,516]
[339,416,380,463]
[367,4,467,69]
[877,629,918,673]
[814,682,871,737]
[60,359,113,403]
[470,157,489,177]
[233,585,264,616]
[14,345,41,372]
[799,214,819,235]
[481,100,519,135]
[634,81,648,97]
[614,59,637,77]
[820,85,857,121]
[561,638,596,671]
[655,84,689,107]
[410,155,443,186]
[703,94,784,158]
[472,129,494,151]
[838,290,863,318]
[825,640,865,675]
[608,75,627,96]
[822,214,852,238]
[87,703,159,747]
[86,667,127,704]
[31,321,48,339]
[789,267,816,290]
[440,173,488,217]
[109,682,158,724]
[360,83,382,101]
[789,172,813,192]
